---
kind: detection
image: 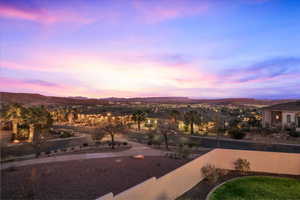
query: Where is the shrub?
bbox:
[83,143,89,147]
[288,130,300,137]
[217,168,229,176]
[177,145,191,159]
[123,142,128,146]
[152,135,163,147]
[201,164,219,184]
[188,142,198,148]
[259,127,273,135]
[108,142,116,146]
[228,129,246,139]
[6,166,17,172]
[234,158,250,174]
[59,131,73,138]
[168,152,181,159]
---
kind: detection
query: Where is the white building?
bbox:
[262,101,300,131]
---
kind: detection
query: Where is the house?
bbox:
[262,101,300,131]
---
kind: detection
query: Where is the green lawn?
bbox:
[210,176,300,200]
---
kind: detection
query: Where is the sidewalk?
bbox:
[0,142,165,170]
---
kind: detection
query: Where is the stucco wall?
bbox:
[262,110,271,127]
[282,112,296,125]
[209,149,300,175]
[96,149,300,200]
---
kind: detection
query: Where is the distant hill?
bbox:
[0,92,107,106]
[0,92,298,106]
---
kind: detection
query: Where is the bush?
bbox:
[59,131,73,138]
[6,166,17,172]
[83,143,89,147]
[152,135,163,147]
[234,158,250,174]
[201,164,220,184]
[288,130,300,137]
[177,145,191,159]
[123,142,128,146]
[188,142,198,148]
[49,128,59,135]
[228,129,246,139]
[217,168,229,176]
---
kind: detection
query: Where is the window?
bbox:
[287,115,291,123]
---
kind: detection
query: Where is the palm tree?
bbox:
[169,109,180,123]
[214,114,226,147]
[132,110,146,131]
[24,106,52,142]
[3,104,25,139]
[184,110,200,135]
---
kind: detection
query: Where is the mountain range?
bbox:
[0,92,298,107]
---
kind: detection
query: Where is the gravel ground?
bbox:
[1,156,189,200]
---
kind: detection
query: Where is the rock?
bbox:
[132,155,144,159]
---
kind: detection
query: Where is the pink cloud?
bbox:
[0,76,168,98]
[0,49,217,96]
[133,0,209,23]
[0,4,93,24]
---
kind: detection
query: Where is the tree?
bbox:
[102,121,125,149]
[24,106,52,157]
[24,106,52,142]
[31,125,46,158]
[184,110,200,135]
[132,110,146,131]
[3,104,26,140]
[156,119,177,150]
[213,113,226,147]
[169,109,180,123]
[90,127,105,142]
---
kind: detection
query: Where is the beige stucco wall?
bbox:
[209,149,300,175]
[96,149,300,200]
[262,110,271,127]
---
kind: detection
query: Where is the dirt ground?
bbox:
[1,156,189,200]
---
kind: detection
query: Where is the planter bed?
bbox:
[177,171,300,200]
[209,176,300,200]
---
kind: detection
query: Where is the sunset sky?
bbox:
[1,0,300,99]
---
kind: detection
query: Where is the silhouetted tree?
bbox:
[169,109,180,123]
[184,110,200,135]
[132,110,146,131]
[156,119,177,150]
[3,104,26,140]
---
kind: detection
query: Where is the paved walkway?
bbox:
[0,142,165,170]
